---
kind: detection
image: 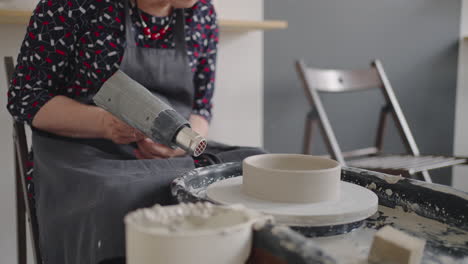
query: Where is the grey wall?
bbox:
[264,0,461,184]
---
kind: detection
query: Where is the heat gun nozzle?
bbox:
[174,126,207,157]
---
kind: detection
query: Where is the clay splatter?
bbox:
[313,205,468,264]
[172,163,468,263]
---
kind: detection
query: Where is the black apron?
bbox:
[32,2,264,263]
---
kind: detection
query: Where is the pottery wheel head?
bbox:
[207,177,379,227]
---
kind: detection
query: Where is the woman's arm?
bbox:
[32,96,106,138]
[189,114,209,137]
[191,1,218,123]
[7,0,87,124]
[7,1,141,144]
[33,96,143,144]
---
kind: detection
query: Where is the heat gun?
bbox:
[93,70,207,157]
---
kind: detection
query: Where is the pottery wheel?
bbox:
[206,176,378,227]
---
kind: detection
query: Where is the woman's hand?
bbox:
[101,111,145,144]
[134,138,186,159]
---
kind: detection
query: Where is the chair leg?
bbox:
[302,118,315,155]
[421,170,432,183]
[375,105,391,153]
[410,170,432,183]
[16,154,27,264]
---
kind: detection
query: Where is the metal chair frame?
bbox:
[4,56,42,264]
[296,59,467,183]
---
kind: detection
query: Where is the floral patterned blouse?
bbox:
[7,0,218,124]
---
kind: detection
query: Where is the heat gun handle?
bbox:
[93,70,189,148]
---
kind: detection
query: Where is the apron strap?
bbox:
[174,9,188,55]
[124,0,136,48]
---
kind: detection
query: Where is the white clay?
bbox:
[243,154,342,203]
[207,176,378,226]
[368,225,426,264]
[207,154,378,226]
[125,203,268,264]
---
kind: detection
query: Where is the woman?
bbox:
[7,0,263,263]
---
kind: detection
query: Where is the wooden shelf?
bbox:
[219,19,288,31]
[0,9,287,31]
[0,9,31,24]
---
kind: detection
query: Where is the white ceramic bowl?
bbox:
[242,154,341,203]
[125,203,264,264]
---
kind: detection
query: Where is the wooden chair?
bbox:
[4,57,42,264]
[296,59,468,183]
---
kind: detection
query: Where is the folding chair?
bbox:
[4,56,42,264]
[296,59,468,183]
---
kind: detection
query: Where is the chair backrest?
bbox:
[295,59,421,164]
[303,68,383,93]
[4,56,42,264]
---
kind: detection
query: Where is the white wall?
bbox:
[0,23,29,264]
[208,0,264,147]
[454,0,468,192]
[0,0,265,262]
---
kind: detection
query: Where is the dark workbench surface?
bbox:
[172,163,468,264]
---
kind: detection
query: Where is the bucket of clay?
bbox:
[124,203,268,264]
